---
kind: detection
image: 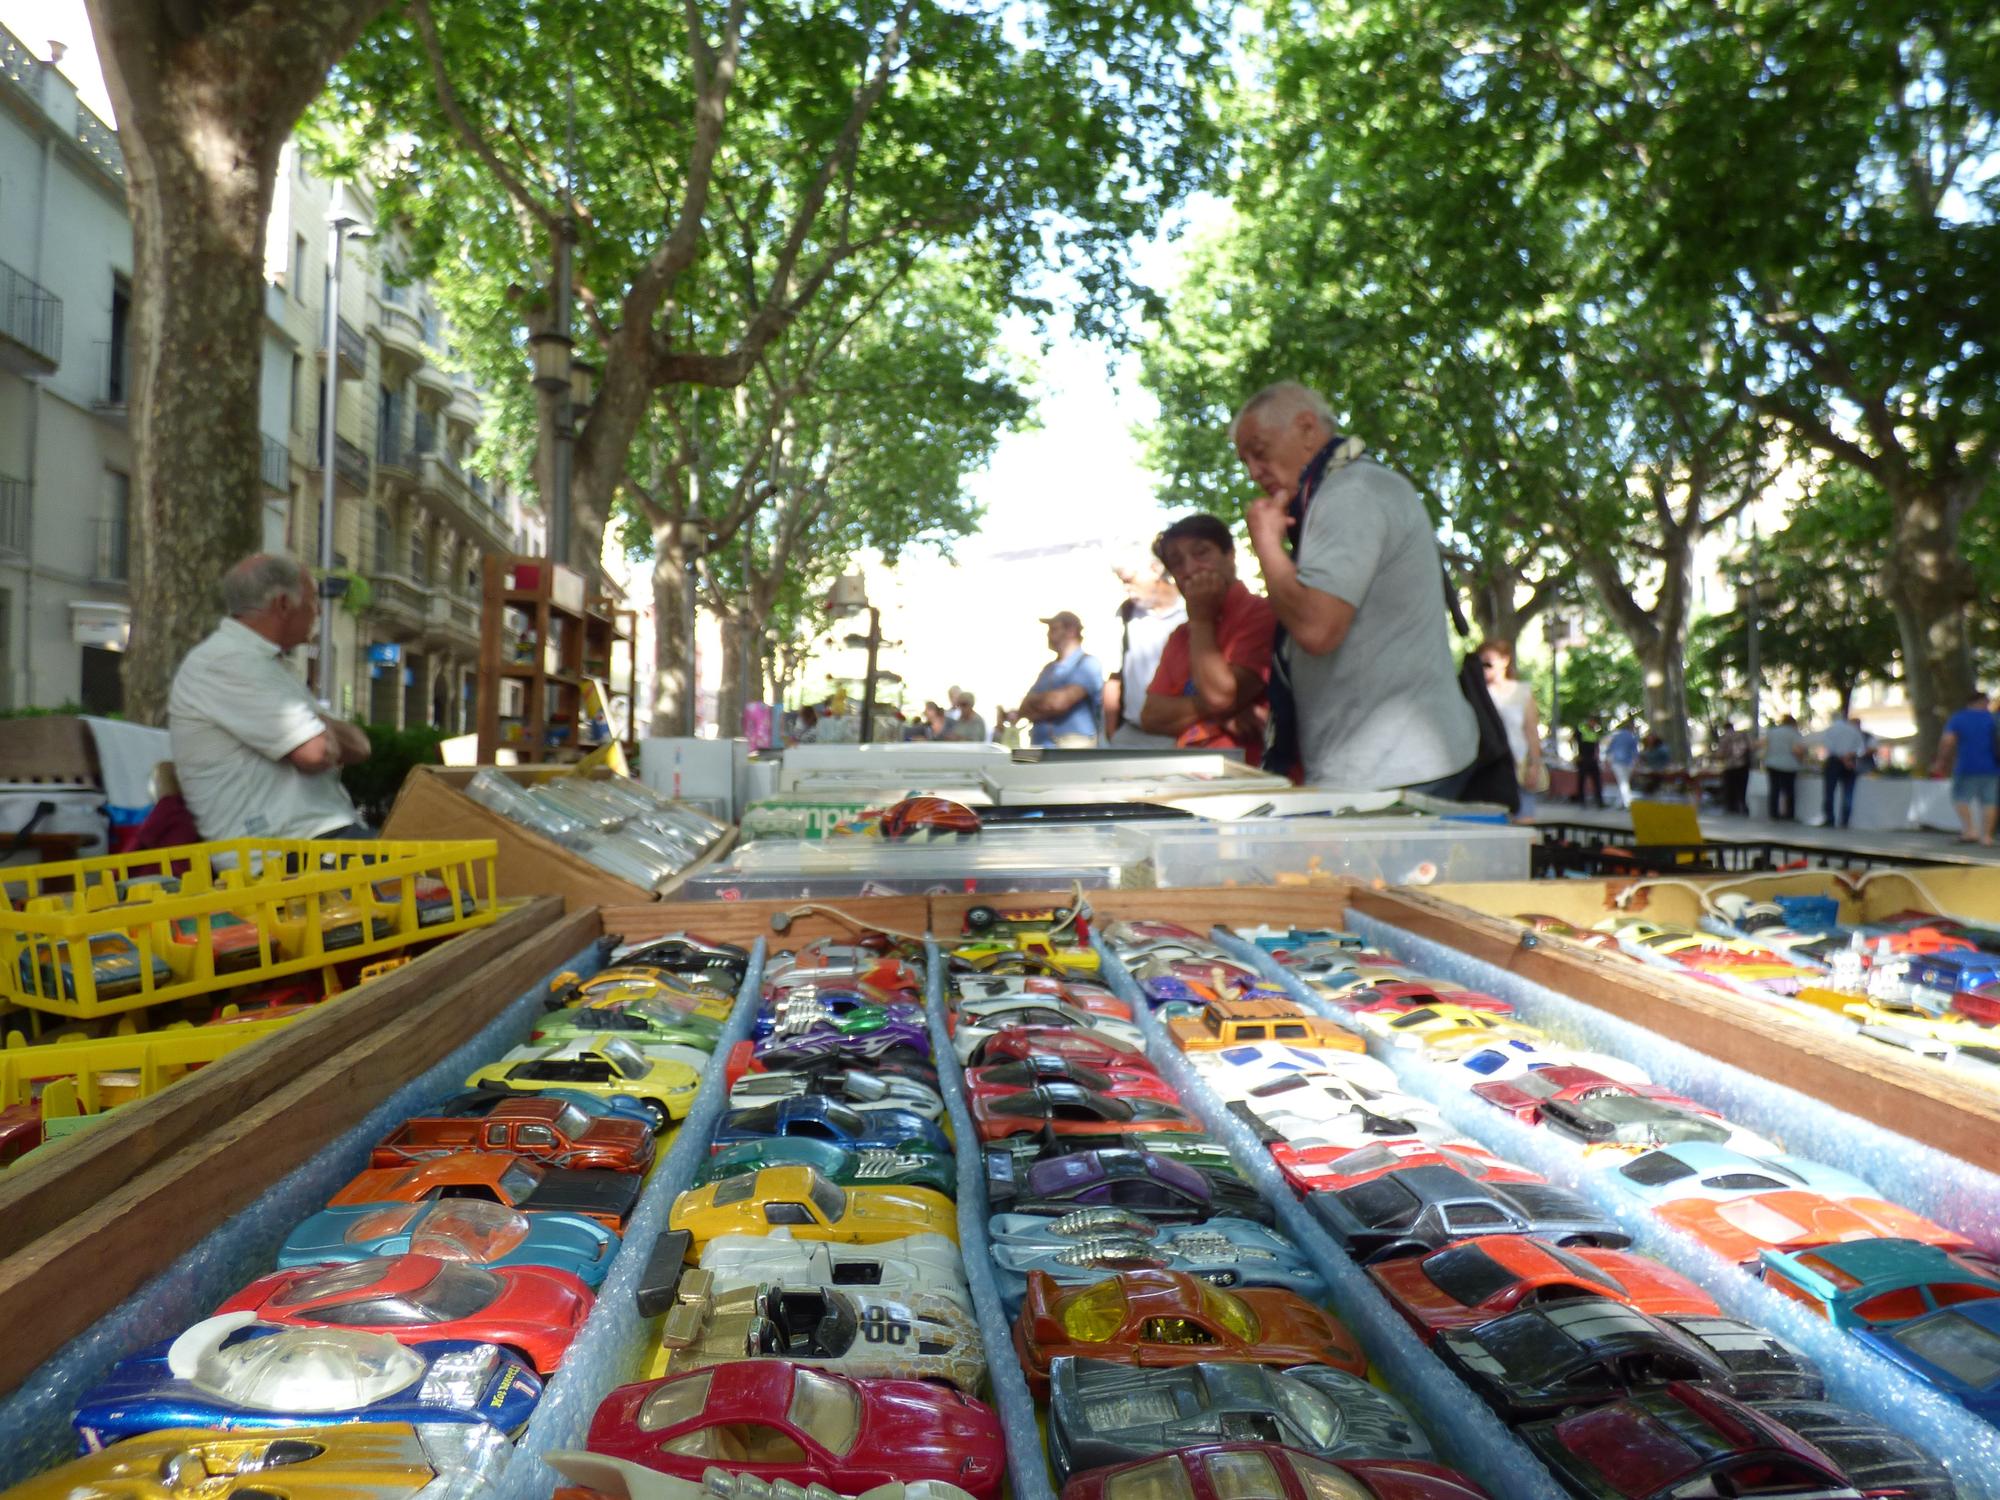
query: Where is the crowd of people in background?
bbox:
[780,378,1992,847]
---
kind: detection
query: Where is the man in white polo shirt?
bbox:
[168,553,374,840]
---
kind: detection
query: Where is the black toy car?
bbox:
[1046,1356,1432,1484]
[1523,1382,1954,1500]
[985,1147,1274,1226]
[1434,1299,1823,1421]
[1305,1164,1628,1263]
[619,935,751,985]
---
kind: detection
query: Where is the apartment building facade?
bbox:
[0,25,541,729]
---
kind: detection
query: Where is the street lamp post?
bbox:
[844,609,885,744]
[1547,611,1569,763]
[314,185,373,706]
[1744,525,1763,743]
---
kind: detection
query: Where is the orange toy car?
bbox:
[1167,997,1364,1056]
[328,1150,640,1231]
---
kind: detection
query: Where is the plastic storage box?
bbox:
[681,825,1157,900]
[1137,816,1534,888]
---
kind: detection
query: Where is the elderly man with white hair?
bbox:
[168,552,374,840]
[1234,381,1477,793]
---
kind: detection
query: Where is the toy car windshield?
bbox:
[411,1201,533,1261]
[179,1320,427,1408]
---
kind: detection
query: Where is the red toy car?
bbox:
[1348,981,1513,1016]
[214,1252,591,1373]
[966,1055,1178,1106]
[1269,1139,1546,1196]
[970,1025,1149,1069]
[969,1083,1202,1143]
[584,1361,1005,1499]
[1471,1066,1720,1125]
[1367,1235,1721,1339]
[1059,1444,1489,1500]
[1013,1267,1366,1396]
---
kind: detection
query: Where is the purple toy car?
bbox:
[753,1014,933,1069]
[986,1147,1274,1225]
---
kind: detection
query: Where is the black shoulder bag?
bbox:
[1442,570,1522,813]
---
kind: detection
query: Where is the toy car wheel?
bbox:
[636,1099,671,1131]
[966,905,999,933]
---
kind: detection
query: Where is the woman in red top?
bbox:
[1138,514,1278,766]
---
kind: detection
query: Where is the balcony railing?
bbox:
[260,435,290,494]
[0,473,26,553]
[427,592,479,642]
[313,428,370,493]
[367,572,429,624]
[0,260,62,373]
[323,315,365,378]
[92,515,128,583]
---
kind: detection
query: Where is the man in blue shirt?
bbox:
[1006,610,1105,747]
[1604,720,1641,808]
[1932,689,2000,845]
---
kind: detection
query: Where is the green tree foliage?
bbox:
[313,0,1225,572]
[1143,0,2000,760]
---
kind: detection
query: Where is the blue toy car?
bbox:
[1601,1142,1882,1207]
[1856,1300,2000,1419]
[1759,1238,2000,1330]
[73,1313,541,1447]
[277,1197,618,1288]
[710,1094,951,1155]
[987,1213,1328,1315]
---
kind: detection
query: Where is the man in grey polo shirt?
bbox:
[168,553,374,840]
[1236,381,1476,792]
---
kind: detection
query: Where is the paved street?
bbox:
[1537,801,2000,868]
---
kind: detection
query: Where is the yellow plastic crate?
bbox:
[0,1015,296,1115]
[0,839,498,1020]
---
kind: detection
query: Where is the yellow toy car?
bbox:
[1,1422,507,1499]
[950,936,1102,976]
[1359,1002,1542,1053]
[668,1165,957,1254]
[466,1036,700,1129]
[572,969,736,1021]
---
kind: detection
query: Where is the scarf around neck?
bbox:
[1285,434,1369,552]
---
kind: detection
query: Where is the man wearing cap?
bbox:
[1139,514,1276,765]
[1005,611,1106,748]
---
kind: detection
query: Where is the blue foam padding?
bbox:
[0,941,601,1488]
[925,943,1060,1500]
[496,939,766,1500]
[1092,933,1572,1500]
[1229,921,2000,1500]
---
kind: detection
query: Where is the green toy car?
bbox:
[529,998,722,1052]
[695,1135,956,1199]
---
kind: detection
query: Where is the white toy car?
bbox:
[949,997,1142,1062]
[697,1229,972,1314]
[728,1069,945,1122]
[1188,1041,1401,1098]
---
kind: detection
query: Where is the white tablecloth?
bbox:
[1749,771,1958,832]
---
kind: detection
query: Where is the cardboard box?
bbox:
[381,765,735,912]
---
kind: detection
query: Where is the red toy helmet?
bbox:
[878,796,982,840]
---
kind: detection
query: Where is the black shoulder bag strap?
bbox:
[1441,563,1521,813]
[1259,437,1348,781]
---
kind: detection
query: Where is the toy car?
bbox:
[465,1037,700,1129]
[1760,1238,2000,1329]
[668,1166,957,1253]
[967,1053,1177,1103]
[1307,1164,1629,1263]
[1601,1142,1881,1206]
[966,1025,1147,1069]
[1169,997,1365,1055]
[278,1198,617,1287]
[271,891,392,955]
[1655,1188,1972,1265]
[20,931,171,1001]
[1045,1358,1432,1482]
[214,1254,592,1375]
[969,1082,1203,1142]
[699,1229,971,1313]
[1450,1037,1653,1087]
[711,1096,951,1156]
[1852,1300,2000,1420]
[546,1453,984,1500]
[730,1067,946,1121]
[371,873,479,928]
[1058,1444,1489,1500]
[5,1423,510,1500]
[372,1097,655,1174]
[698,1137,955,1198]
[1013,1267,1366,1396]
[1522,1382,1954,1500]
[985,1146,1274,1225]
[950,999,1143,1061]
[164,908,267,976]
[1269,1139,1545,1196]
[989,1213,1326,1313]
[327,1151,641,1231]
[73,1313,541,1446]
[649,1277,984,1392]
[1191,1043,1402,1099]
[532,1000,723,1052]
[1434,1301,1822,1421]
[428,1084,658,1132]
[1471,1067,1764,1154]
[950,935,1102,977]
[582,1363,1005,1500]
[1367,1235,1719,1339]
[1357,1004,1538,1052]
[1225,1073,1444,1144]
[756,1015,933,1071]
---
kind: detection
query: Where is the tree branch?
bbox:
[410,0,557,231]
